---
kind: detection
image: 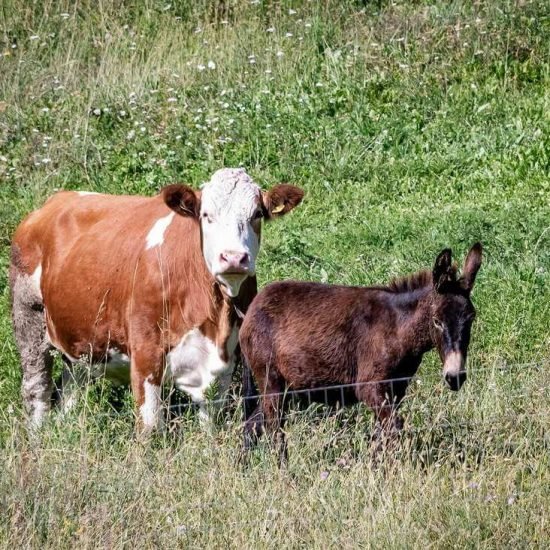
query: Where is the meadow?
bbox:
[0,0,549,547]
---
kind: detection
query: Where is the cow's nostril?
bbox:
[219,251,249,270]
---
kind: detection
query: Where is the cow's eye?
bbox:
[202,212,213,223]
[253,210,263,220]
[433,318,445,332]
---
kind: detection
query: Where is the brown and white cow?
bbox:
[9,168,303,429]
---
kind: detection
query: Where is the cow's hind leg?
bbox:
[10,264,54,428]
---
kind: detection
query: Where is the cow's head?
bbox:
[162,168,304,297]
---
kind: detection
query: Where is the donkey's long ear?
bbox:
[433,248,454,292]
[460,242,482,292]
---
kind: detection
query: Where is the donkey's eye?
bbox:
[433,318,445,332]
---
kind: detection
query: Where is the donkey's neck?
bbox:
[392,288,435,357]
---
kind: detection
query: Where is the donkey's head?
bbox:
[430,243,482,391]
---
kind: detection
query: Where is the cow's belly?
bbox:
[167,327,238,403]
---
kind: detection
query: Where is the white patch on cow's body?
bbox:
[140,376,163,429]
[443,350,465,377]
[31,264,42,299]
[167,325,239,416]
[200,168,262,297]
[77,191,100,196]
[145,211,175,250]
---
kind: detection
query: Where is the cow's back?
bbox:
[11,190,202,360]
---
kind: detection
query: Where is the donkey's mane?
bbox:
[387,269,433,293]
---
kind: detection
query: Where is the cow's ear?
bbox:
[262,184,304,220]
[161,184,201,218]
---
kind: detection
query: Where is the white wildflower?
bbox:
[30,35,40,41]
[167,97,177,103]
[276,51,284,57]
[197,64,206,71]
[266,27,275,33]
[207,60,216,69]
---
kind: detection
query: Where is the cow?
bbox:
[9,168,304,430]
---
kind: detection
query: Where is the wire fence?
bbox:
[3,359,547,438]
[164,359,549,415]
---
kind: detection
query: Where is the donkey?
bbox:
[240,243,482,459]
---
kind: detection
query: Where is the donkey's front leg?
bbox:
[358,380,404,458]
[131,350,165,434]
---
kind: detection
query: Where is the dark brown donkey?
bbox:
[240,243,482,458]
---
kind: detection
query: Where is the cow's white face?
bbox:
[161,168,304,298]
[200,169,263,297]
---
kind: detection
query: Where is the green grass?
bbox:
[1,0,549,547]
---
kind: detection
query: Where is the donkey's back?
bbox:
[240,280,398,391]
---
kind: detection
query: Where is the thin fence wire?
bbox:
[3,360,546,432]
[164,359,548,414]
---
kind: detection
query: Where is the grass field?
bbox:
[1,0,549,547]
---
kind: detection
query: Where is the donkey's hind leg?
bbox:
[10,264,54,428]
[262,384,288,465]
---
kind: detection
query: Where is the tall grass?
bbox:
[0,0,549,547]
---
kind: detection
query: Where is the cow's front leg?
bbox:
[131,350,165,434]
[197,371,233,429]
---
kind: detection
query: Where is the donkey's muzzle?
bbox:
[444,370,466,391]
[443,351,467,391]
